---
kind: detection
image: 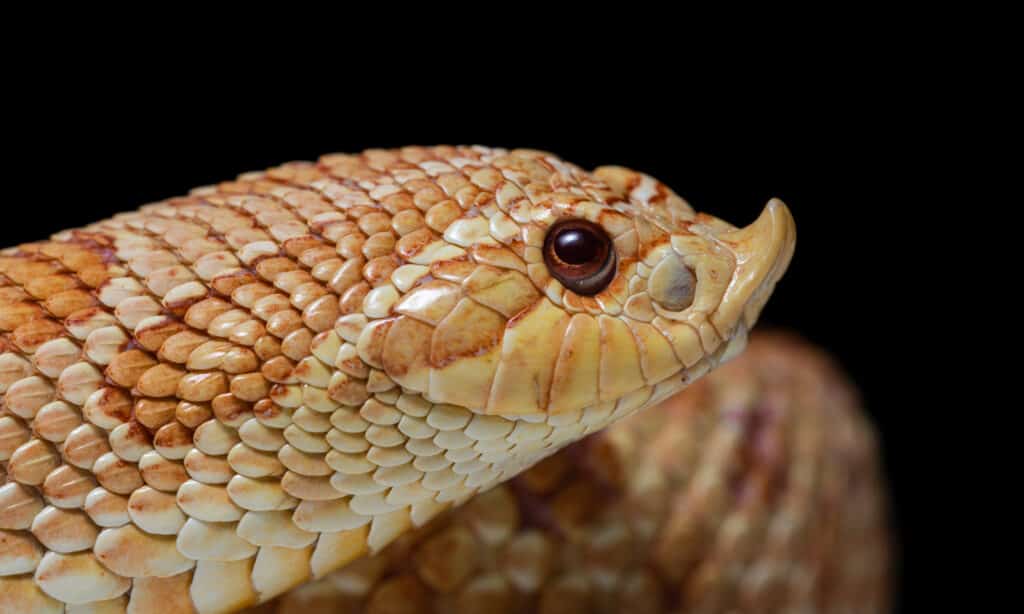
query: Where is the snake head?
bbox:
[359,151,794,421]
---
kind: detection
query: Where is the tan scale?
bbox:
[0,146,884,614]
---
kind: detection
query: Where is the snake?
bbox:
[0,146,888,613]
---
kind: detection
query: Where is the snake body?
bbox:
[0,147,885,612]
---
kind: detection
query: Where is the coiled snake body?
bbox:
[0,147,887,612]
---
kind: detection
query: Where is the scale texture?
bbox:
[249,333,890,614]
[0,146,882,614]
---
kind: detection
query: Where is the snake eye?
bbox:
[543,219,617,296]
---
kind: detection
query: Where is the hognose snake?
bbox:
[0,147,888,612]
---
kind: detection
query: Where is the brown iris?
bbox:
[543,219,617,296]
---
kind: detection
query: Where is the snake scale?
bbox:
[0,146,888,613]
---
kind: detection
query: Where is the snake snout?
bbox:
[710,199,796,334]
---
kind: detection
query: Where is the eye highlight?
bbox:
[543,219,617,296]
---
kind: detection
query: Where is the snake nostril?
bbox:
[648,255,696,311]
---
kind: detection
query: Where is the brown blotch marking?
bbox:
[24,274,81,300]
[120,419,155,448]
[290,357,317,380]
[252,398,280,421]
[0,257,63,285]
[139,452,189,491]
[357,317,395,369]
[396,228,437,260]
[11,318,65,352]
[598,209,638,238]
[44,232,116,265]
[184,298,233,330]
[363,254,402,287]
[211,269,260,297]
[106,349,158,388]
[301,295,340,333]
[76,265,112,288]
[266,309,305,337]
[634,217,672,262]
[62,424,111,469]
[0,301,46,331]
[261,356,295,383]
[60,304,105,331]
[134,318,188,353]
[282,235,324,259]
[252,335,282,362]
[213,393,254,425]
[382,315,434,379]
[338,281,370,315]
[44,289,98,318]
[42,464,97,504]
[327,373,371,407]
[163,291,208,317]
[157,331,209,364]
[134,399,178,431]
[430,299,505,368]
[381,191,416,215]
[0,286,31,305]
[336,233,368,261]
[176,402,212,429]
[154,421,193,450]
[222,347,259,374]
[135,363,186,398]
[254,257,298,283]
[280,329,313,362]
[177,371,228,402]
[229,373,270,403]
[95,454,143,494]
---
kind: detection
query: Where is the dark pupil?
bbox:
[554,228,600,265]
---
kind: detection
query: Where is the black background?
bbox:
[5,87,945,612]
